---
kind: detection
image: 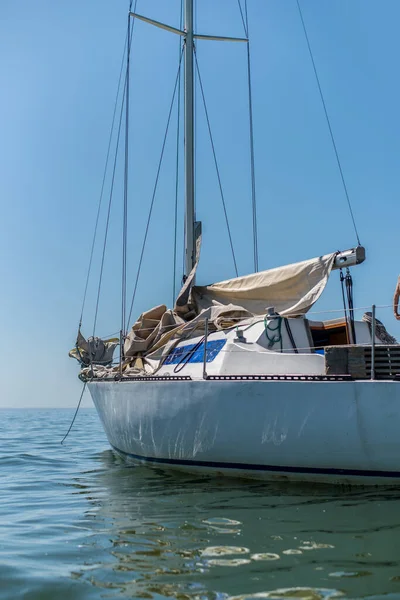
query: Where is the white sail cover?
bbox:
[190,253,337,317]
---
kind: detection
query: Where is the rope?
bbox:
[61,382,87,445]
[264,315,283,351]
[127,47,185,328]
[296,0,361,247]
[98,330,120,339]
[362,313,397,345]
[78,21,129,330]
[193,47,239,277]
[173,0,183,305]
[307,304,394,316]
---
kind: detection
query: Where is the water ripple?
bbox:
[2,408,400,600]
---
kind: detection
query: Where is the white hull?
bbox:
[89,378,400,485]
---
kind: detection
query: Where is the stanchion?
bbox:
[371,305,376,380]
[203,318,209,379]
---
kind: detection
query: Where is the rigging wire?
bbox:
[245,0,258,272]
[296,0,361,247]
[122,7,135,337]
[122,1,137,336]
[127,47,185,328]
[173,0,184,305]
[77,25,129,330]
[193,47,239,277]
[93,5,137,336]
[237,0,259,272]
[237,0,247,35]
[121,14,130,337]
[243,0,250,36]
[194,0,198,221]
[93,83,126,336]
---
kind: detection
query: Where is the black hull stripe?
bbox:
[111,444,400,479]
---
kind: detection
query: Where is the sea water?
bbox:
[2,408,400,600]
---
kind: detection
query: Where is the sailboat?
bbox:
[71,1,400,485]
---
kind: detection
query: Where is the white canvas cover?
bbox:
[190,253,337,317]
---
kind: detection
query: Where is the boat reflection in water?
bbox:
[71,450,400,599]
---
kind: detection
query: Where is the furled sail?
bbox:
[177,252,337,317]
[69,330,119,368]
[123,303,251,360]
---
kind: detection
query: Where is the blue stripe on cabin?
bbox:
[164,339,226,365]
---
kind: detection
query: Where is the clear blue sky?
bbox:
[1,0,400,407]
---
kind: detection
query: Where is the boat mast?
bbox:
[184,0,195,277]
[128,3,248,280]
